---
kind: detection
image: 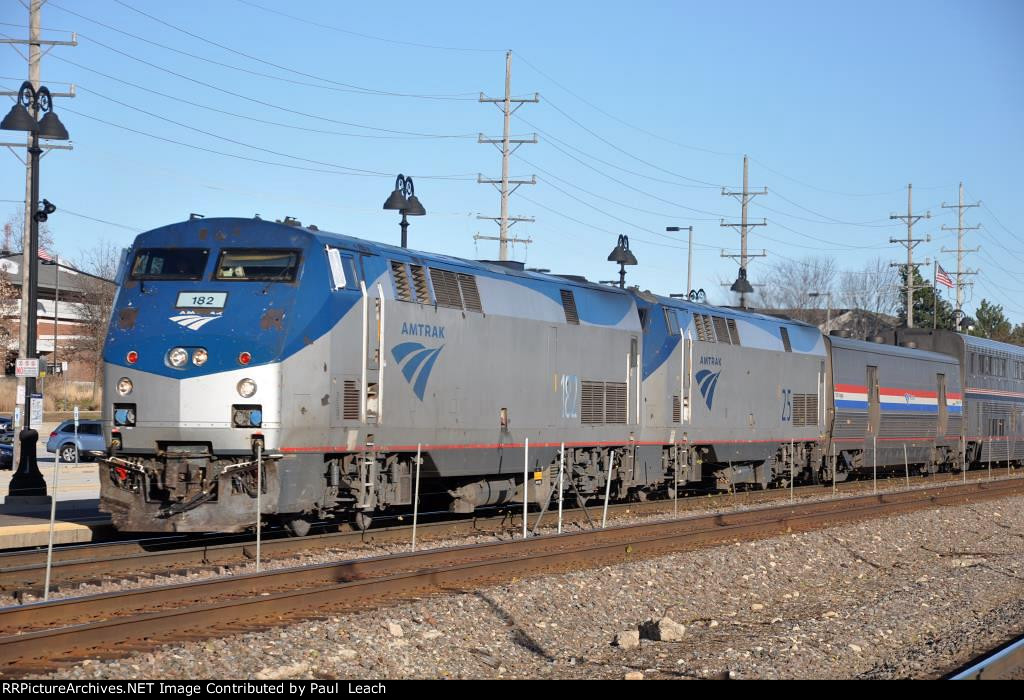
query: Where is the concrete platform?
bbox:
[0,457,111,548]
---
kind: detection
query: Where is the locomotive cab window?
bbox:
[130,248,209,280]
[215,249,301,281]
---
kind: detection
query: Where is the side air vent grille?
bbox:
[712,316,732,345]
[457,273,483,313]
[672,395,681,424]
[581,381,604,424]
[604,382,628,424]
[561,289,580,325]
[694,314,714,342]
[410,264,430,303]
[343,380,360,421]
[390,261,412,302]
[727,318,741,346]
[429,268,463,309]
[792,393,818,427]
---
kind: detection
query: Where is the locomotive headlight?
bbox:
[192,348,208,366]
[237,378,257,398]
[116,377,133,396]
[168,347,188,368]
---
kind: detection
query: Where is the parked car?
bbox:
[0,440,11,470]
[0,415,12,432]
[46,420,105,463]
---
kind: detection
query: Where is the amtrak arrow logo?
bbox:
[391,342,444,400]
[695,369,721,410]
[169,313,220,330]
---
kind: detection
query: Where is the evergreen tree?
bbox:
[974,299,1013,341]
[897,267,956,329]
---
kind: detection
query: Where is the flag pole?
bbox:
[933,262,938,330]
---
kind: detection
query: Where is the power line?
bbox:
[57,58,474,139]
[513,51,739,159]
[62,107,475,180]
[516,113,715,189]
[233,0,503,54]
[48,2,477,101]
[940,182,980,331]
[65,33,472,138]
[540,96,722,187]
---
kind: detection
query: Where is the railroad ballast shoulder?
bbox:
[98,216,1012,533]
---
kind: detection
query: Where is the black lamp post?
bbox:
[2,81,69,503]
[382,174,425,248]
[607,235,638,289]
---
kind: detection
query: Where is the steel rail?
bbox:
[0,477,1021,674]
[948,634,1024,680]
[2,468,1012,594]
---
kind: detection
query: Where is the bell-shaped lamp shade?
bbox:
[404,194,426,216]
[608,244,638,265]
[383,188,407,211]
[36,110,69,140]
[730,267,754,294]
[0,103,37,133]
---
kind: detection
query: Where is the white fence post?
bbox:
[557,443,564,535]
[411,444,422,552]
[523,438,529,539]
[601,449,614,529]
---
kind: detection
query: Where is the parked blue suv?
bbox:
[46,420,105,463]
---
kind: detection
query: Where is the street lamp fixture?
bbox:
[382,174,425,248]
[1,81,70,503]
[808,291,833,335]
[607,235,637,289]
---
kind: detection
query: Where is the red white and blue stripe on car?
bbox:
[834,384,963,414]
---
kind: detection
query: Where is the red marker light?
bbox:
[126,351,138,364]
[238,351,252,365]
[115,466,128,481]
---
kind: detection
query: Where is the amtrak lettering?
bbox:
[401,322,445,339]
[699,355,722,367]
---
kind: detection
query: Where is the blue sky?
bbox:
[1,0,1022,322]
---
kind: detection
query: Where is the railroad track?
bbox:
[0,467,1016,598]
[947,634,1024,680]
[0,476,1021,676]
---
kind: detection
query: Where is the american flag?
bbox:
[37,248,54,263]
[935,262,953,289]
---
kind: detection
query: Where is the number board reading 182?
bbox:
[176,292,227,309]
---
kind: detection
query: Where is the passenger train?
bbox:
[97,216,1024,533]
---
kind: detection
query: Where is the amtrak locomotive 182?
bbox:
[98,216,1024,533]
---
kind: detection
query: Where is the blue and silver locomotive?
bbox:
[97,216,1022,533]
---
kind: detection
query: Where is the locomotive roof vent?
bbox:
[554,274,589,283]
[829,329,852,338]
[477,260,525,271]
[868,335,886,343]
[277,216,302,227]
[900,341,918,349]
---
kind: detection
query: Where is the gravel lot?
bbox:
[31,491,1024,680]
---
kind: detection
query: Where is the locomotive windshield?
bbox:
[130,248,209,280]
[214,249,301,281]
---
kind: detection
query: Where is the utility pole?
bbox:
[941,182,980,332]
[889,184,931,329]
[720,155,767,309]
[477,51,538,261]
[0,0,75,480]
[666,226,695,296]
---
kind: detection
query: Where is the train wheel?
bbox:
[355,512,373,531]
[284,516,312,537]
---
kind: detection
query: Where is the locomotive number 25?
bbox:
[781,388,793,422]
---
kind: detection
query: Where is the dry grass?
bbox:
[0,377,100,413]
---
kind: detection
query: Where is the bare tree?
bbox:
[753,256,837,322]
[837,257,900,337]
[4,208,55,254]
[66,240,120,402]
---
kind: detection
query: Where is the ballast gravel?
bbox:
[30,491,1024,680]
